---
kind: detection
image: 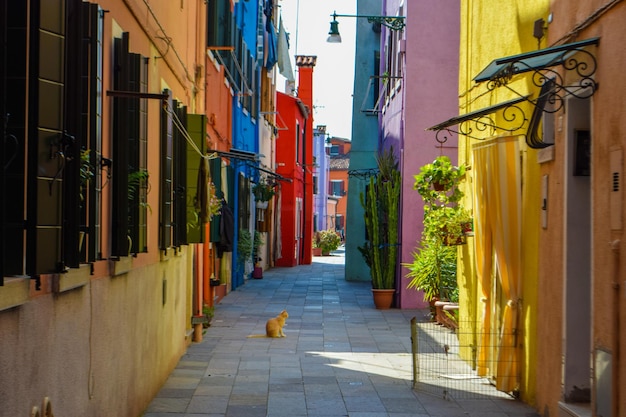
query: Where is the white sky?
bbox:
[277,0,356,140]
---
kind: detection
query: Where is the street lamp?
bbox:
[327,11,406,43]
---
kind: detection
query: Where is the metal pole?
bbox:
[411,316,417,389]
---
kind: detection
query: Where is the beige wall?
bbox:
[0,249,192,416]
[0,0,206,415]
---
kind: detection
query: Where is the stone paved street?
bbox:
[142,247,540,417]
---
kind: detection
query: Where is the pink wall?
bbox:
[385,0,461,308]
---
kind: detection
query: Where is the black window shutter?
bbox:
[83,2,103,263]
[173,103,188,247]
[126,52,144,255]
[26,0,66,275]
[160,91,174,250]
[2,2,29,280]
[111,34,131,257]
[62,0,86,269]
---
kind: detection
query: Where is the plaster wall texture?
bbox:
[533,1,626,415]
[0,1,204,416]
[457,0,550,408]
[313,131,330,231]
[0,251,191,417]
[378,0,461,308]
[345,0,384,283]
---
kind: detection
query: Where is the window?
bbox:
[330,180,344,196]
[313,176,318,195]
[383,14,403,101]
[296,121,302,164]
[112,33,149,257]
[207,0,232,48]
[329,145,339,156]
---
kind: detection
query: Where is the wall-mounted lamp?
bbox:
[327,11,406,43]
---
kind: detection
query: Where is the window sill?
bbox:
[112,257,133,276]
[53,265,91,293]
[0,277,30,312]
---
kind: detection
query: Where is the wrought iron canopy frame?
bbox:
[477,37,599,111]
[427,96,530,143]
[330,11,406,31]
[348,168,379,179]
[428,38,599,146]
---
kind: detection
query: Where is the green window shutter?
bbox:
[187,114,207,244]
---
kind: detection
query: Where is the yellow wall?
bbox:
[457,0,550,405]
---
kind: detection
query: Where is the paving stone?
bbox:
[141,248,541,417]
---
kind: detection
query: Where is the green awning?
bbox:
[473,37,599,82]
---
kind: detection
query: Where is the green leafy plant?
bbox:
[202,305,214,328]
[128,169,151,212]
[253,230,264,264]
[405,155,471,302]
[207,182,222,219]
[358,148,401,290]
[237,229,253,264]
[79,149,94,202]
[405,240,458,301]
[423,205,472,246]
[312,232,321,249]
[413,155,465,205]
[252,178,276,202]
[317,229,341,254]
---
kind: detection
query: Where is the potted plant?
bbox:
[312,232,323,256]
[413,155,465,203]
[252,178,275,209]
[237,229,253,274]
[405,240,457,301]
[202,305,214,328]
[317,229,341,255]
[423,206,473,246]
[252,230,264,279]
[358,148,401,309]
[406,155,469,325]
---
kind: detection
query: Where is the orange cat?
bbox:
[247,310,289,338]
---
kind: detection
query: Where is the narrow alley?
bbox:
[142,248,539,417]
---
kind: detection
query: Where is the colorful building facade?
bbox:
[275,55,315,267]
[426,1,625,415]
[328,136,351,239]
[0,1,207,415]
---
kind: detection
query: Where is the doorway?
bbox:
[562,98,592,403]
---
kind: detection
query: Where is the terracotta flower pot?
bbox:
[372,289,395,309]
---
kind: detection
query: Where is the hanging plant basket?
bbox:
[256,200,268,209]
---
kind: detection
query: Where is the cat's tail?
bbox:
[246,334,267,338]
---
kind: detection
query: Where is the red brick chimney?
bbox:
[295,55,316,265]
